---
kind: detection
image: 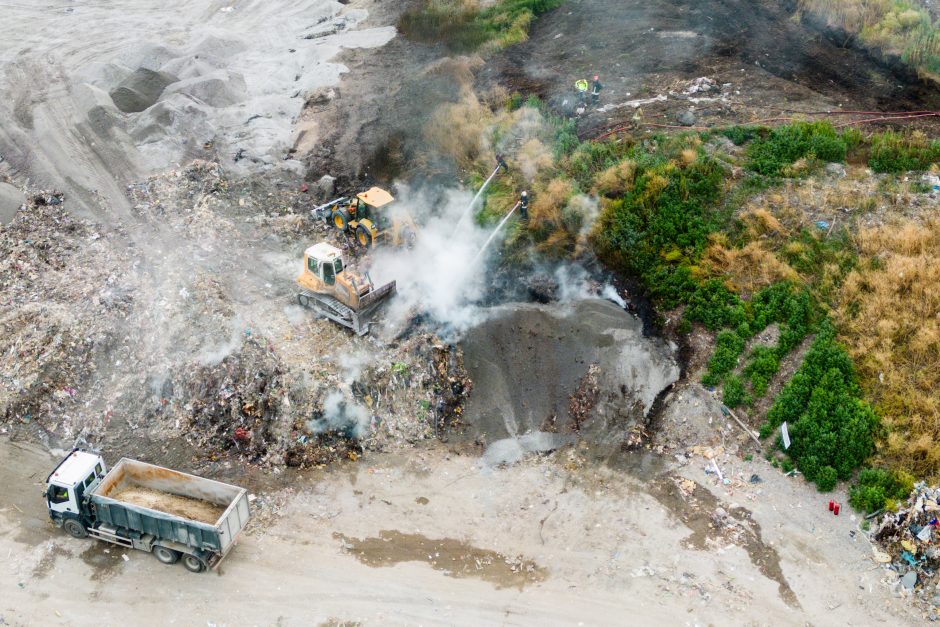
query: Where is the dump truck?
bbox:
[313,186,417,248]
[45,450,250,573]
[296,241,396,335]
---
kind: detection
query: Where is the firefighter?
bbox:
[591,75,603,105]
[575,78,589,106]
[519,190,529,220]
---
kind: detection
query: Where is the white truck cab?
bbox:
[45,450,107,533]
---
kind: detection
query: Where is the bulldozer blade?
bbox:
[359,280,396,312]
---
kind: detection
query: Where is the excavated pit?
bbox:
[458,299,679,464]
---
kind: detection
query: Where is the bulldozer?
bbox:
[313,187,417,249]
[296,242,396,335]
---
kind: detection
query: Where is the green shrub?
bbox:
[868,131,940,173]
[743,346,780,396]
[763,325,880,491]
[706,330,746,381]
[815,466,839,492]
[746,122,847,176]
[684,279,746,330]
[721,126,762,146]
[849,468,914,513]
[722,375,751,408]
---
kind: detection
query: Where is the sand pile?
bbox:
[109,68,178,113]
[109,485,226,524]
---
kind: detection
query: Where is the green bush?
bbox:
[868,131,940,173]
[684,279,745,330]
[743,346,780,396]
[721,126,762,146]
[763,325,880,491]
[593,146,726,303]
[815,466,839,492]
[707,330,746,381]
[746,122,847,176]
[849,468,914,513]
[722,375,751,408]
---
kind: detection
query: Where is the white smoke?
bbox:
[602,283,627,308]
[307,390,370,439]
[338,349,372,383]
[370,185,506,333]
[553,264,627,309]
[195,318,244,366]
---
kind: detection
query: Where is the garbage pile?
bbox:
[0,194,128,443]
[161,337,293,465]
[872,483,940,602]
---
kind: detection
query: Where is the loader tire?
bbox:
[64,519,88,539]
[356,225,373,248]
[332,209,350,231]
[154,546,181,565]
[182,554,206,573]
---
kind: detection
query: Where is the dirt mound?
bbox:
[459,299,679,459]
[0,182,22,225]
[109,68,178,113]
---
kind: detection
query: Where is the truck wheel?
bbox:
[154,546,181,565]
[332,209,350,230]
[63,519,88,539]
[356,225,373,248]
[182,554,206,573]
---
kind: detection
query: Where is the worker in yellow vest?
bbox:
[575,79,589,106]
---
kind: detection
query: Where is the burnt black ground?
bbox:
[480,0,940,133]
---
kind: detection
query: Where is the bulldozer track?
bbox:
[297,290,370,335]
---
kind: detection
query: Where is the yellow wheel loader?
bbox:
[296,242,396,335]
[313,187,417,249]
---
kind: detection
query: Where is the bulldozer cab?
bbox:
[305,243,344,286]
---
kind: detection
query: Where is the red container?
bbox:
[834,503,840,516]
[829,500,834,511]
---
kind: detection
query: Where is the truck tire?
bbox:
[356,225,373,248]
[63,519,88,539]
[182,554,206,573]
[332,209,350,230]
[154,546,181,565]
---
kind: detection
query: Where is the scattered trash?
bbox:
[871,483,940,599]
[121,554,129,562]
[749,474,761,484]
[815,220,830,230]
[780,422,791,450]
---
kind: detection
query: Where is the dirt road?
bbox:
[0,437,921,626]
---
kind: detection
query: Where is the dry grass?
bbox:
[836,219,940,478]
[593,159,636,197]
[529,177,572,228]
[702,239,801,294]
[425,95,491,167]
